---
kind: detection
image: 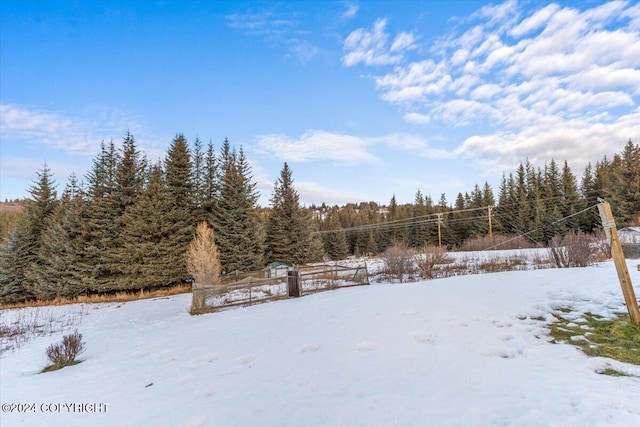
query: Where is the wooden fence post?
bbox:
[191,284,205,313]
[287,270,300,298]
[597,200,640,324]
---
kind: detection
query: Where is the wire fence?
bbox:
[191,263,369,314]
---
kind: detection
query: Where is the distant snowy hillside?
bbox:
[2,259,640,427]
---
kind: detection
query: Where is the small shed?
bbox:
[265,262,292,278]
[618,227,640,244]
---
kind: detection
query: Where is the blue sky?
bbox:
[1,0,639,207]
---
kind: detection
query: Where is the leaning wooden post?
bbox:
[597,200,640,324]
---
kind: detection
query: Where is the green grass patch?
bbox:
[41,360,82,373]
[549,311,640,373]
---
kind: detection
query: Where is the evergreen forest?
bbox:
[1,133,638,304]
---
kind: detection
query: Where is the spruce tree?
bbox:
[410,190,430,248]
[29,175,88,299]
[0,162,58,302]
[559,161,582,232]
[265,163,315,265]
[0,218,36,303]
[323,210,349,261]
[115,165,183,289]
[162,134,196,282]
[192,136,205,210]
[165,133,194,209]
[83,141,120,291]
[215,143,264,273]
[609,139,640,225]
[113,131,146,214]
[201,140,219,222]
[579,163,600,231]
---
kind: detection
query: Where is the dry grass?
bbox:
[460,234,539,251]
[0,307,87,353]
[0,284,191,311]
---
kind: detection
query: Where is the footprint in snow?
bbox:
[199,353,220,363]
[237,355,257,367]
[411,332,438,344]
[300,344,321,353]
[356,341,377,351]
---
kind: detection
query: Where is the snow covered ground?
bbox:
[2,257,640,427]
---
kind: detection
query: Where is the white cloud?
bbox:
[257,130,378,164]
[457,109,640,173]
[342,18,416,66]
[348,1,640,176]
[296,180,370,206]
[0,158,78,181]
[341,2,359,21]
[0,102,164,166]
[403,112,430,124]
[470,83,501,100]
[225,9,319,62]
[510,4,559,37]
[390,32,416,52]
[0,104,85,153]
[257,130,452,164]
[375,60,451,103]
[0,103,130,156]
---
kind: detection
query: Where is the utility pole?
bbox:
[487,205,493,242]
[437,213,443,249]
[597,200,640,324]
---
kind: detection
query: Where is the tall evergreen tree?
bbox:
[608,139,640,225]
[29,175,89,299]
[115,165,184,289]
[201,140,219,222]
[559,161,582,231]
[0,218,35,303]
[265,163,317,265]
[113,131,146,212]
[192,136,205,210]
[323,210,349,261]
[0,163,58,302]
[83,140,120,291]
[579,162,600,231]
[165,133,194,208]
[161,134,196,282]
[410,190,430,248]
[215,144,264,273]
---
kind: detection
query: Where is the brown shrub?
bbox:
[44,331,85,371]
[416,246,453,279]
[548,231,596,268]
[382,241,417,283]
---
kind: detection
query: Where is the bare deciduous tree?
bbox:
[186,222,222,287]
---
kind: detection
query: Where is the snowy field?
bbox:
[2,256,640,427]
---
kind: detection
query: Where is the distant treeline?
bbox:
[0,134,638,304]
[312,139,639,259]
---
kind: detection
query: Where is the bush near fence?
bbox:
[191,263,369,314]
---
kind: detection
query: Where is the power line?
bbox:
[312,196,598,243]
[483,203,600,251]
